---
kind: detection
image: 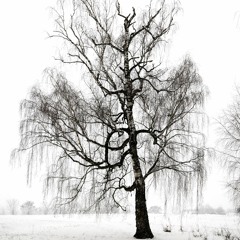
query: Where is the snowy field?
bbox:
[0,213,239,240]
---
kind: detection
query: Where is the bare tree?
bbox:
[13,0,207,238]
[7,199,19,215]
[21,201,36,215]
[218,87,240,214]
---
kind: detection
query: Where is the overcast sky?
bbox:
[0,0,240,209]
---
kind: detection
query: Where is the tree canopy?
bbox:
[13,0,207,238]
[219,87,240,213]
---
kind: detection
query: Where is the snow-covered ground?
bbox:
[0,213,239,240]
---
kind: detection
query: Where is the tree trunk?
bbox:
[134,177,154,239]
[122,21,153,238]
[125,96,154,238]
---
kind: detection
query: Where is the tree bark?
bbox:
[126,105,154,238]
[134,177,154,239]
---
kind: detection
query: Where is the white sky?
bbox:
[0,0,240,209]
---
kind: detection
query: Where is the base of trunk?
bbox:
[134,177,154,239]
[134,229,154,239]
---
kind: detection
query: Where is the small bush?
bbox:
[162,218,172,232]
[163,225,171,232]
[214,228,240,240]
[192,228,203,238]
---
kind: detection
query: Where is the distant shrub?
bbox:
[198,204,226,215]
[215,207,226,215]
[21,201,36,215]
